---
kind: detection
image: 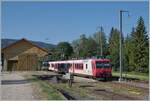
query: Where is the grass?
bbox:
[38,80,64,100]
[24,75,65,100]
[112,71,149,81]
[24,74,92,100]
[46,81,88,98]
[26,75,89,99]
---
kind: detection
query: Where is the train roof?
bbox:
[48,58,110,63]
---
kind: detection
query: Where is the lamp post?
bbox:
[119,10,130,82]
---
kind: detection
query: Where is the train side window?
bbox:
[79,64,83,69]
[55,64,57,68]
[68,64,70,68]
[81,64,83,69]
[70,64,72,68]
[86,64,88,69]
[75,64,77,69]
[75,64,83,70]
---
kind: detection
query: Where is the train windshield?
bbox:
[42,62,49,67]
[96,61,111,68]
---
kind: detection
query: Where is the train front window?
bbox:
[42,62,49,67]
[96,61,111,68]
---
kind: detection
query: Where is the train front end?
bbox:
[92,59,112,79]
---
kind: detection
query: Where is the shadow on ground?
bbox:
[1,80,29,85]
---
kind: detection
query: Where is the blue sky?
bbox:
[2,1,149,44]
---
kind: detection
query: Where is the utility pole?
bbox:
[119,10,130,82]
[100,27,103,57]
[97,26,103,58]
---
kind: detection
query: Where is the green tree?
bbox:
[86,36,98,57]
[123,28,136,72]
[48,47,61,61]
[72,34,98,58]
[93,27,108,57]
[78,34,89,58]
[72,39,80,58]
[108,27,120,71]
[131,16,149,73]
[57,42,73,60]
[124,33,133,71]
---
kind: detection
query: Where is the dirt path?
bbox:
[1,72,36,100]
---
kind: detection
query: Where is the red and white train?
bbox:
[48,58,112,78]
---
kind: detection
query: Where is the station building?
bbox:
[1,38,50,71]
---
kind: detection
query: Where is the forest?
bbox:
[47,16,149,73]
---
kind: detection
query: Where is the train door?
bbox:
[83,61,89,75]
[88,60,93,75]
[92,61,96,76]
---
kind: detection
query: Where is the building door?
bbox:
[7,60,18,71]
[18,53,38,71]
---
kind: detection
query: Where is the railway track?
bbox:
[44,70,148,89]
[93,88,138,100]
[57,89,77,100]
[36,72,148,100]
[111,81,149,91]
[39,71,149,90]
[78,82,141,100]
[39,71,148,90]
[74,75,149,99]
[74,74,149,90]
[56,82,138,100]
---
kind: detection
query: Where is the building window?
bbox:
[1,53,4,66]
